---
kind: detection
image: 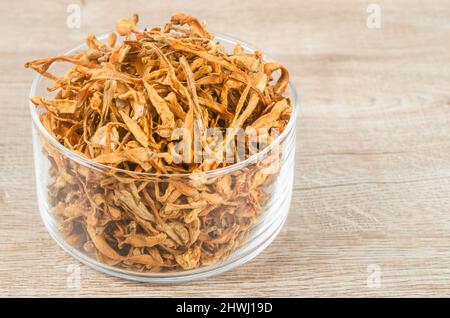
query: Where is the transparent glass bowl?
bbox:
[29,34,298,283]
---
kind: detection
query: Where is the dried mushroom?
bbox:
[26,13,292,271]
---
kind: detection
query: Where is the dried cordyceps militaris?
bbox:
[26,13,292,271]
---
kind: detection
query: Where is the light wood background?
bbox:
[1,0,450,297]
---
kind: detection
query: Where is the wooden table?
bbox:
[2,0,450,297]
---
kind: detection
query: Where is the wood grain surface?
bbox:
[1,0,450,297]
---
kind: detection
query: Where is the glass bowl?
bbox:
[29,33,299,283]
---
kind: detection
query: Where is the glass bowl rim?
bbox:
[29,32,299,178]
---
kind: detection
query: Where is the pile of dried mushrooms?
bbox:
[26,13,292,271]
